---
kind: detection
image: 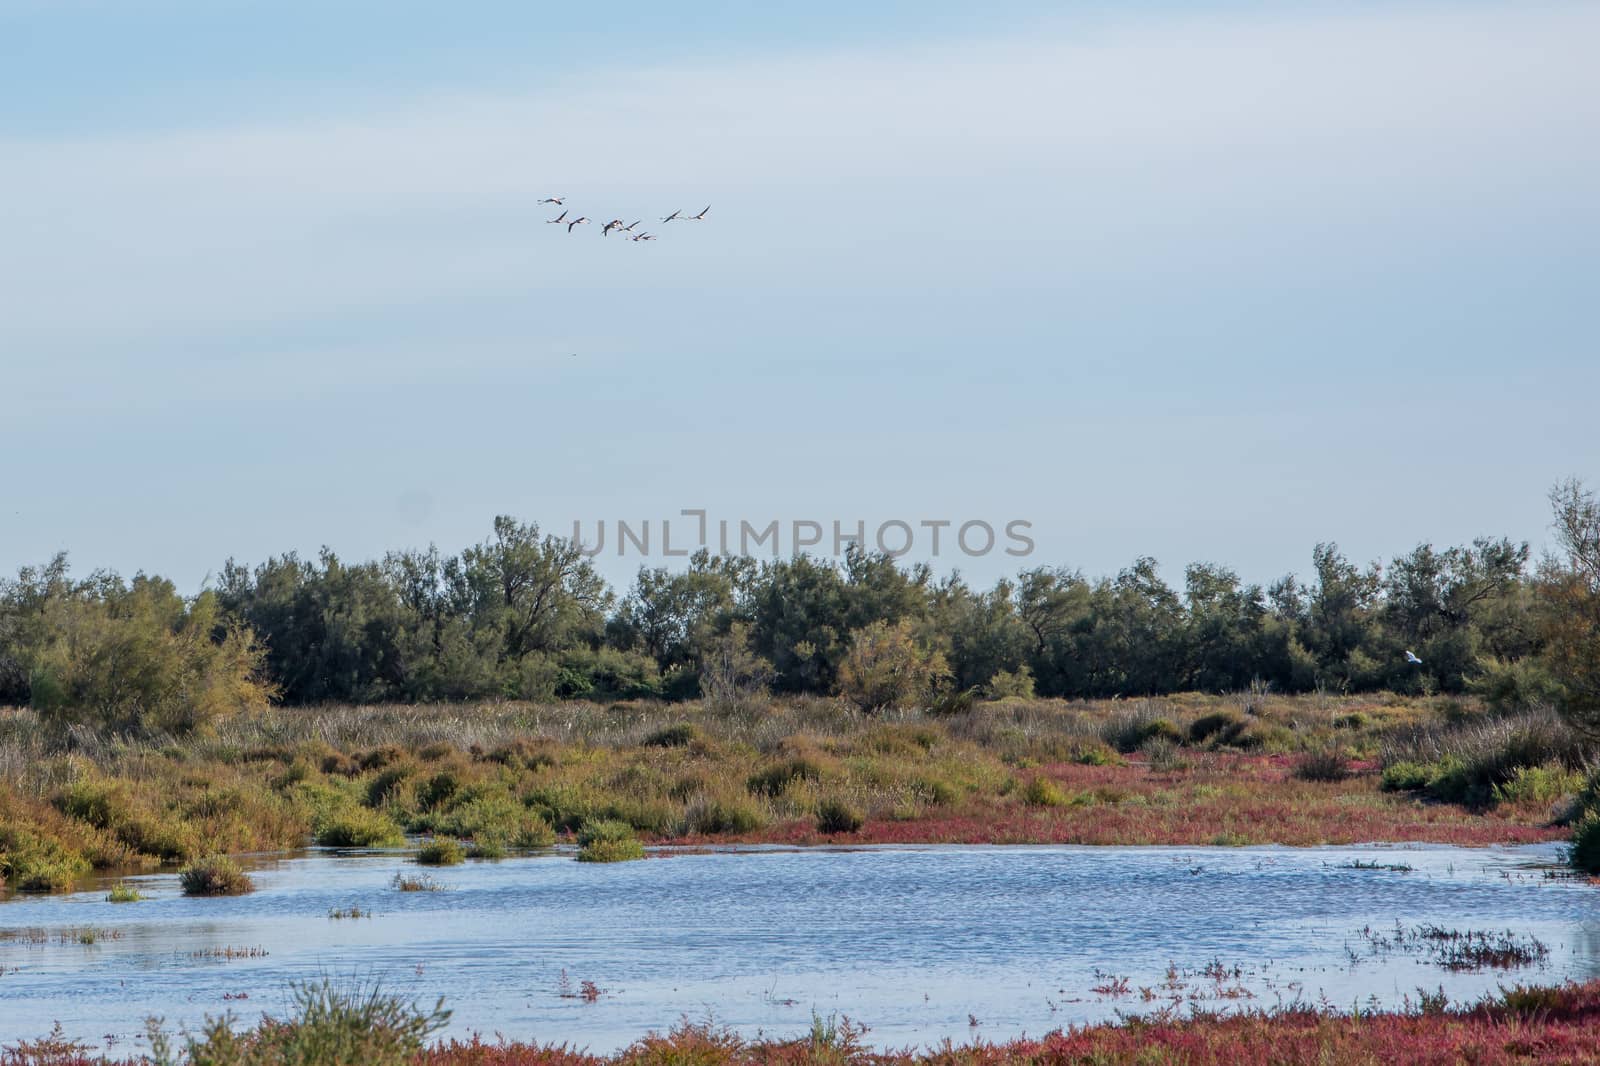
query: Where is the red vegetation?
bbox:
[419,980,1600,1065]
[9,983,1600,1065]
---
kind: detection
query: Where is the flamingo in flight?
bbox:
[538,196,565,205]
[685,205,711,221]
[601,219,626,236]
[660,209,684,223]
[566,216,589,233]
[631,232,656,242]
[545,210,568,224]
[620,220,642,234]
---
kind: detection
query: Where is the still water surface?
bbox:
[2,843,1596,1053]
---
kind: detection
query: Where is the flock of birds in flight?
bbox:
[538,196,709,241]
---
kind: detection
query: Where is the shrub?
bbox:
[1023,776,1068,807]
[643,723,699,748]
[681,794,766,836]
[815,798,864,834]
[24,581,272,735]
[415,837,465,866]
[1188,711,1246,746]
[418,770,461,810]
[1142,736,1188,772]
[107,882,142,903]
[1570,810,1600,875]
[156,979,449,1066]
[746,756,825,797]
[1074,743,1121,766]
[576,819,644,863]
[1381,761,1433,792]
[1294,748,1351,783]
[836,620,950,712]
[985,666,1035,700]
[180,855,254,896]
[1105,711,1184,754]
[314,808,405,848]
[1493,763,1583,809]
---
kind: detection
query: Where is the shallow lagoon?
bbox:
[2,843,1596,1053]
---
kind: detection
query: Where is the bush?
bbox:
[815,798,864,834]
[1142,736,1188,772]
[1571,810,1600,875]
[154,979,449,1066]
[643,723,699,748]
[25,580,272,736]
[107,882,142,903]
[1105,711,1184,754]
[836,620,950,712]
[314,808,405,848]
[746,756,825,797]
[1493,763,1583,809]
[576,819,644,863]
[1188,710,1247,746]
[1381,761,1433,792]
[681,794,766,835]
[986,666,1035,700]
[180,855,254,896]
[415,837,465,866]
[1294,749,1351,783]
[1023,776,1068,807]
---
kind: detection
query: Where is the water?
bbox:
[2,843,1597,1053]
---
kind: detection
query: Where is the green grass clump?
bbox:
[747,756,825,797]
[1493,763,1583,808]
[391,872,442,892]
[415,837,465,866]
[106,882,143,903]
[575,818,645,863]
[313,807,405,848]
[1381,761,1434,792]
[152,979,448,1066]
[179,855,254,896]
[815,798,865,834]
[681,793,766,835]
[1023,776,1068,807]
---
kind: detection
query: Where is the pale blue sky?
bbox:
[2,1,1596,591]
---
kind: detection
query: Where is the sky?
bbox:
[2,1,1597,594]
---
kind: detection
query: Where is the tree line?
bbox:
[2,482,1597,733]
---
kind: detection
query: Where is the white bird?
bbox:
[538,196,565,205]
[601,219,626,236]
[620,220,642,233]
[545,210,568,224]
[1405,650,1423,665]
[566,216,590,233]
[686,205,711,221]
[660,209,683,223]
[631,232,656,241]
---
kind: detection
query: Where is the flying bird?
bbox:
[538,197,565,205]
[566,216,589,233]
[1405,650,1423,665]
[631,232,656,241]
[601,219,626,236]
[545,210,568,224]
[686,205,711,221]
[660,209,684,223]
[621,220,642,233]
